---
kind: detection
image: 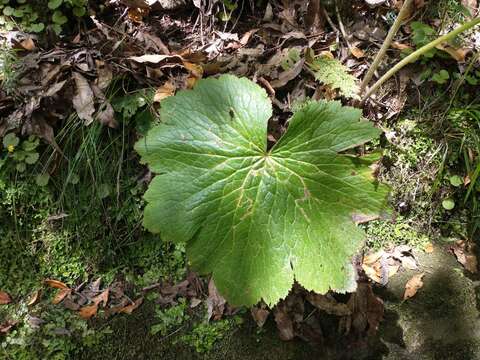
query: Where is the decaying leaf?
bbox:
[27,290,41,306]
[118,297,144,314]
[79,304,99,319]
[0,320,17,334]
[403,273,425,300]
[154,81,176,102]
[270,59,305,88]
[44,279,69,289]
[251,306,270,327]
[72,72,96,125]
[306,292,351,316]
[341,282,384,336]
[435,43,470,62]
[0,291,12,305]
[273,303,295,341]
[136,75,389,306]
[451,240,478,273]
[206,279,226,321]
[52,288,72,305]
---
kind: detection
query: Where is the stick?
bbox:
[359,0,414,96]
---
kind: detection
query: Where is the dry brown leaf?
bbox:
[118,297,144,314]
[79,304,98,319]
[52,288,72,305]
[451,240,478,273]
[424,243,434,253]
[270,59,305,88]
[44,279,69,289]
[350,46,365,59]
[0,320,17,334]
[27,290,41,306]
[251,307,270,328]
[127,7,148,22]
[154,81,176,102]
[72,72,95,125]
[183,61,203,79]
[403,273,425,300]
[306,293,351,316]
[0,291,12,305]
[206,279,226,321]
[462,0,478,16]
[186,77,197,89]
[273,303,295,341]
[20,37,35,51]
[435,43,470,62]
[391,42,412,50]
[93,289,110,307]
[97,102,118,129]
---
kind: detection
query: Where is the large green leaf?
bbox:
[135,75,389,306]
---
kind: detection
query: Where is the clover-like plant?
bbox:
[136,75,389,306]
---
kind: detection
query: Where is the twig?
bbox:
[334,2,351,50]
[362,17,480,103]
[359,0,414,96]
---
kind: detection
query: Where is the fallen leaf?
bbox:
[273,303,295,341]
[270,59,305,88]
[403,273,425,300]
[53,288,72,305]
[435,43,470,62]
[154,81,176,102]
[424,242,434,253]
[183,61,203,79]
[129,54,183,64]
[72,72,95,125]
[20,37,35,51]
[206,279,226,321]
[461,0,478,17]
[27,290,41,306]
[118,297,144,314]
[251,306,270,327]
[0,291,12,305]
[44,279,69,289]
[350,46,365,58]
[0,320,17,333]
[451,240,478,273]
[79,304,98,319]
[93,289,109,307]
[306,292,351,316]
[97,102,118,128]
[391,42,412,50]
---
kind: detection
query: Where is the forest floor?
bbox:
[1,0,480,359]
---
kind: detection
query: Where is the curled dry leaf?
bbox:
[0,320,17,334]
[79,304,99,319]
[306,292,351,316]
[0,291,12,305]
[403,273,425,300]
[273,303,295,341]
[270,59,305,88]
[72,72,96,125]
[44,279,69,289]
[118,297,144,314]
[27,290,41,306]
[207,279,226,321]
[350,46,365,59]
[451,240,478,273]
[52,288,72,305]
[424,242,434,253]
[154,81,176,102]
[435,43,470,62]
[251,306,270,328]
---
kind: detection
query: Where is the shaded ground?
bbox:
[78,244,480,360]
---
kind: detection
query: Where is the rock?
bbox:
[148,0,187,10]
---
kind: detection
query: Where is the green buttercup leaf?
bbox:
[431,69,450,84]
[3,133,19,148]
[442,198,455,210]
[72,6,86,17]
[36,174,50,187]
[2,6,13,16]
[135,75,389,306]
[52,10,67,25]
[48,0,63,10]
[29,22,45,33]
